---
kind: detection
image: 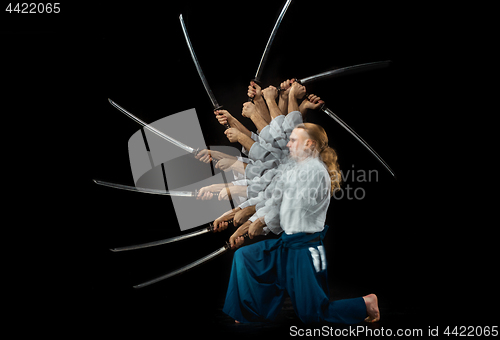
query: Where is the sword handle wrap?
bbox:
[209,219,234,232]
[248,79,261,103]
[224,232,249,250]
[214,107,230,129]
[277,78,299,92]
[194,189,220,198]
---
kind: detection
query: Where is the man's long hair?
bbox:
[295,123,342,195]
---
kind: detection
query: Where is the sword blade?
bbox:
[108,99,197,155]
[299,60,391,85]
[179,14,222,111]
[111,226,213,252]
[254,0,293,82]
[133,244,229,288]
[321,106,396,178]
[93,179,196,197]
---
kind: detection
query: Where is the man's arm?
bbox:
[234,205,256,226]
[229,220,251,248]
[213,207,242,232]
[248,81,271,124]
[214,109,252,138]
[288,82,306,114]
[299,94,325,116]
[197,183,234,200]
[241,101,268,133]
[248,217,266,239]
[262,86,284,120]
[224,127,256,151]
[278,79,293,115]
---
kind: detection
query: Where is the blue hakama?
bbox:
[223,226,367,324]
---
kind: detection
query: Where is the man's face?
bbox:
[287,128,311,160]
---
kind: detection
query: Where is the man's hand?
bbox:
[248,218,266,239]
[196,185,216,200]
[214,109,233,127]
[194,149,213,163]
[262,85,278,102]
[234,205,256,226]
[279,78,294,97]
[197,183,234,200]
[248,81,262,101]
[241,101,257,119]
[215,158,237,171]
[213,207,241,232]
[224,127,241,143]
[218,185,247,201]
[218,186,233,201]
[289,81,306,100]
[299,94,325,111]
[229,221,250,249]
[195,149,234,163]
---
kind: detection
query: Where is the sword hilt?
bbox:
[192,149,221,169]
[209,219,234,232]
[214,106,230,130]
[224,232,249,250]
[277,78,299,92]
[248,79,261,104]
[194,189,220,198]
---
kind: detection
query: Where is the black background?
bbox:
[2,1,496,337]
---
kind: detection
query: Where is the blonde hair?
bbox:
[295,123,342,194]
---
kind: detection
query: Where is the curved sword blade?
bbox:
[299,60,391,85]
[254,0,293,82]
[108,99,197,155]
[93,179,196,197]
[133,244,229,288]
[321,106,396,178]
[110,219,233,252]
[179,14,222,111]
[133,232,246,288]
[111,226,213,252]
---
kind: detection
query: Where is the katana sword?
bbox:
[278,60,391,91]
[178,14,236,209]
[108,98,200,156]
[319,104,396,178]
[278,62,395,177]
[133,233,248,289]
[179,14,229,128]
[93,179,220,198]
[253,0,293,85]
[110,220,234,253]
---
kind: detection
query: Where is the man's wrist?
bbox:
[226,115,236,125]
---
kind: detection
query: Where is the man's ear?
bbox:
[305,139,316,149]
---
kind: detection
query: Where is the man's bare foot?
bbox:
[363,294,380,322]
[235,320,241,324]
